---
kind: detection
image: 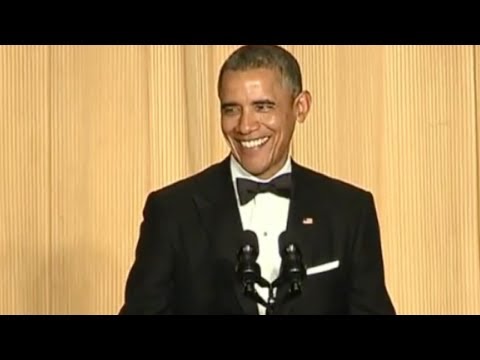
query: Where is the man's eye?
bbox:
[223,107,240,115]
[256,104,274,112]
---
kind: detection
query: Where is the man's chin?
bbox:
[232,150,274,177]
[238,160,270,177]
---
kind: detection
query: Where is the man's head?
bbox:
[217,45,311,179]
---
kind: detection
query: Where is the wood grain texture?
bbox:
[0,46,50,314]
[48,46,150,314]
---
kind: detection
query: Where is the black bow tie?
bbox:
[236,173,292,206]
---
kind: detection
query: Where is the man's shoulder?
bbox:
[294,161,373,203]
[146,158,226,203]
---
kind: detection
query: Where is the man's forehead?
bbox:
[220,68,285,94]
[222,67,282,81]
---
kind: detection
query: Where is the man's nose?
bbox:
[237,111,259,134]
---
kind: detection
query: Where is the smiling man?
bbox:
[119,45,396,315]
[219,64,310,180]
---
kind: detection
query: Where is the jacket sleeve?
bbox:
[348,192,396,315]
[119,192,176,315]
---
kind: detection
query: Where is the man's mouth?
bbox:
[238,136,270,149]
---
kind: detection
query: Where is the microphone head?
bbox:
[278,231,288,250]
[277,231,306,283]
[236,230,261,286]
[237,230,259,260]
[278,231,302,258]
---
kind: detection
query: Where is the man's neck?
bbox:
[229,154,292,183]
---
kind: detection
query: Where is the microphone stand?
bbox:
[253,258,307,315]
[236,240,306,315]
[241,272,304,315]
[265,285,276,315]
[242,276,270,310]
[239,273,280,315]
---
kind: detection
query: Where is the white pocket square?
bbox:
[307,260,340,275]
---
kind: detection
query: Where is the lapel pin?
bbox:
[302,217,313,225]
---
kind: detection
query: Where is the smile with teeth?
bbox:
[239,136,270,149]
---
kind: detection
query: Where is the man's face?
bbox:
[219,68,311,179]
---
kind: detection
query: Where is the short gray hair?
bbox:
[217,45,303,98]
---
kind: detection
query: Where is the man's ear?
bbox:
[295,90,312,124]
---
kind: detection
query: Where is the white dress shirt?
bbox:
[230,155,291,315]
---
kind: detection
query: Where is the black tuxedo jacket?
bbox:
[119,156,396,315]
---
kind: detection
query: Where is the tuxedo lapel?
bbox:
[286,162,317,267]
[274,161,332,315]
[192,157,259,315]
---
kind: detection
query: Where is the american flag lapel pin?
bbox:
[302,217,313,225]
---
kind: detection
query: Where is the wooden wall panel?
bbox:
[0,46,50,314]
[49,46,150,314]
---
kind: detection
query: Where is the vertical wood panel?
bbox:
[49,46,149,314]
[475,45,480,312]
[183,46,218,172]
[383,46,479,314]
[149,46,190,188]
[0,46,50,314]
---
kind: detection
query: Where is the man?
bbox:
[119,45,396,315]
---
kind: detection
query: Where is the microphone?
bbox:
[273,232,307,299]
[235,230,270,307]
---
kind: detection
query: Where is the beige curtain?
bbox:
[1,45,479,315]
